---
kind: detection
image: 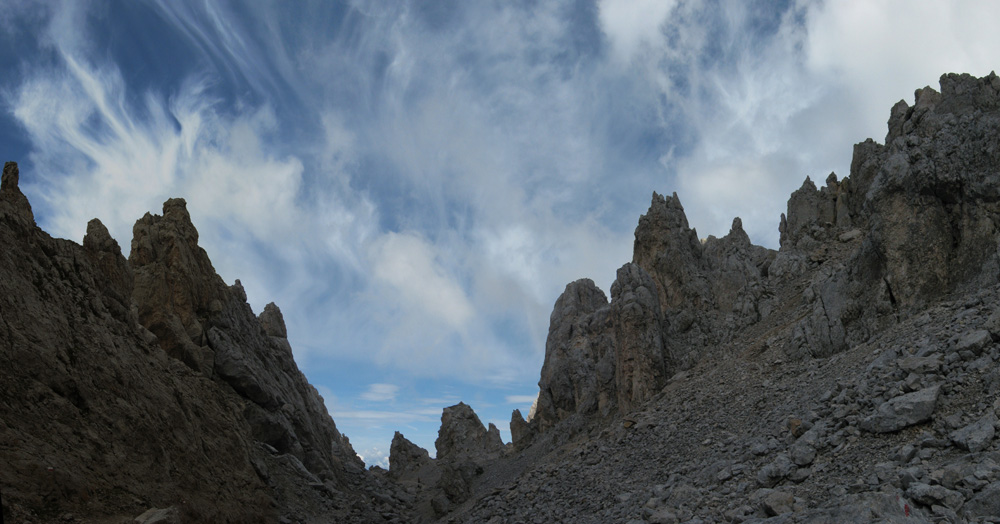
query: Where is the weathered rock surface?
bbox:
[860,385,942,433]
[533,279,615,432]
[610,262,668,413]
[0,171,406,523]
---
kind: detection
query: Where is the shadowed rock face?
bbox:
[0,175,400,523]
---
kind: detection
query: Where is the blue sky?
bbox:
[3,0,1000,467]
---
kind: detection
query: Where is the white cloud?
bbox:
[356,446,389,469]
[505,395,538,405]
[599,0,678,64]
[369,232,475,329]
[360,383,400,403]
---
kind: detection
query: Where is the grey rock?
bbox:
[761,490,795,516]
[860,385,941,433]
[389,431,431,480]
[533,279,615,432]
[906,482,964,511]
[963,481,1000,518]
[648,508,679,524]
[0,161,35,227]
[436,402,505,462]
[897,356,942,374]
[789,440,816,466]
[611,262,669,413]
[757,454,794,487]
[955,330,992,355]
[950,412,997,452]
[510,408,536,451]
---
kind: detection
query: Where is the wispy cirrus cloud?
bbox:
[6,0,1000,467]
[359,383,401,403]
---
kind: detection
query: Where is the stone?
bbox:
[955,330,992,355]
[789,440,817,466]
[963,481,1000,518]
[258,302,288,338]
[905,483,964,512]
[648,508,679,524]
[509,409,536,451]
[950,412,997,452]
[0,161,35,227]
[897,356,942,374]
[761,490,795,516]
[860,386,941,433]
[757,454,794,487]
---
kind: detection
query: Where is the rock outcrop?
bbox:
[387,402,505,520]
[529,195,773,432]
[533,279,615,432]
[0,172,404,523]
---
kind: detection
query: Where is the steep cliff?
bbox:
[0,163,405,523]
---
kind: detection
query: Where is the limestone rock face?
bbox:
[129,199,363,487]
[611,262,667,413]
[779,173,853,252]
[632,192,708,313]
[0,174,399,522]
[787,72,1000,358]
[533,279,615,432]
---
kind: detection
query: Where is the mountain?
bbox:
[390,72,1000,523]
[4,71,1000,524]
[0,166,404,523]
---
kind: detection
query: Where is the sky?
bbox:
[2,0,1000,467]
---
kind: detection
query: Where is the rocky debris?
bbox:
[0,172,406,523]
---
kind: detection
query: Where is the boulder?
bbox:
[950,412,997,452]
[861,386,941,433]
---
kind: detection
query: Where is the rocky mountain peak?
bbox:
[435,402,505,462]
[259,301,288,338]
[0,161,34,227]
